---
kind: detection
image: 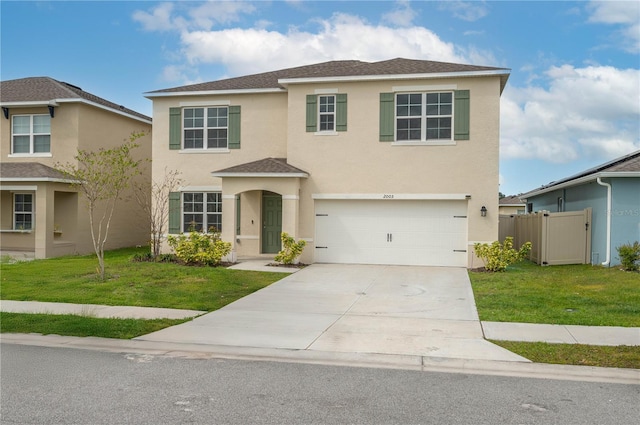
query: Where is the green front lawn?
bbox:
[469,261,640,327]
[1,247,284,311]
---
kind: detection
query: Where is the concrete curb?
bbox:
[2,333,638,385]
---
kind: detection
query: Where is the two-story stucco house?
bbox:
[146,59,510,268]
[0,77,152,259]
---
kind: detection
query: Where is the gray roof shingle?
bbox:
[212,158,308,176]
[0,77,151,122]
[148,58,510,94]
[0,162,72,181]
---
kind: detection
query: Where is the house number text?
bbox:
[383,194,394,199]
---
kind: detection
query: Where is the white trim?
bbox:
[211,172,309,178]
[279,69,510,85]
[0,178,76,184]
[0,229,33,234]
[282,195,300,200]
[8,153,53,158]
[222,194,236,200]
[235,235,259,240]
[145,88,285,98]
[597,177,612,267]
[54,98,151,124]
[312,193,471,200]
[520,171,640,198]
[179,100,231,107]
[0,185,38,191]
[391,140,456,147]
[314,131,339,136]
[392,84,457,92]
[314,88,339,94]
[179,149,230,154]
[178,186,222,192]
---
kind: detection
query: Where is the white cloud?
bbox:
[439,1,489,22]
[501,65,640,163]
[587,0,640,53]
[132,2,177,32]
[180,13,469,75]
[381,0,418,27]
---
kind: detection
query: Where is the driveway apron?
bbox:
[137,264,527,362]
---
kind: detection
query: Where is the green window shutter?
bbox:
[228,105,241,149]
[454,90,470,141]
[336,93,347,132]
[306,95,317,132]
[168,192,181,234]
[379,93,395,142]
[169,108,182,150]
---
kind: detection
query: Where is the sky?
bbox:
[1,0,639,196]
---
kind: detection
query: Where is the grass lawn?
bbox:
[469,261,640,327]
[491,340,640,370]
[1,247,285,311]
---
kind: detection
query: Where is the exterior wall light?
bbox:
[480,206,487,217]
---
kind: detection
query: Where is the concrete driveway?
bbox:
[137,264,527,362]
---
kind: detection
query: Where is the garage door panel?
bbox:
[315,200,468,267]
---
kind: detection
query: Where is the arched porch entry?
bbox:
[211,158,308,261]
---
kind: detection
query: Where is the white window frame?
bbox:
[318,95,336,132]
[182,107,228,150]
[182,192,222,233]
[395,92,454,143]
[11,114,52,156]
[13,193,34,230]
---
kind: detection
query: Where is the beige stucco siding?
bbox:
[284,77,501,264]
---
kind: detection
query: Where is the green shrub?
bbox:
[274,232,306,265]
[167,227,231,266]
[474,237,532,272]
[617,242,640,272]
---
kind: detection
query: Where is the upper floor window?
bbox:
[14,193,33,230]
[396,92,452,141]
[12,115,51,154]
[379,90,469,143]
[306,94,347,133]
[318,95,335,131]
[183,107,228,149]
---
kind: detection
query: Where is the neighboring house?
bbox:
[146,58,510,268]
[0,77,152,259]
[520,150,640,267]
[498,195,526,215]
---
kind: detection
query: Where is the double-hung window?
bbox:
[183,107,228,149]
[13,194,33,230]
[396,92,452,141]
[318,95,335,131]
[182,192,222,232]
[12,115,51,154]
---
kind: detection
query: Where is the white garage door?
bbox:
[314,200,468,267]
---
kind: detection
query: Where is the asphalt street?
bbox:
[1,344,638,425]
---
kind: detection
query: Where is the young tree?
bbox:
[56,133,145,280]
[133,167,183,257]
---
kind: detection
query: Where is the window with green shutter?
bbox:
[306,94,347,132]
[169,106,241,150]
[168,192,181,234]
[379,90,470,142]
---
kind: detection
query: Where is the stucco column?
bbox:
[34,183,54,259]
[281,194,299,240]
[221,193,237,262]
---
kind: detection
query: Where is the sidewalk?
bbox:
[1,299,638,346]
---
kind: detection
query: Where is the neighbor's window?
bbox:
[182,192,222,232]
[318,95,335,131]
[12,115,51,154]
[396,92,452,141]
[13,193,33,230]
[183,107,228,149]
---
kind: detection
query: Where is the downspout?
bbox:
[596,177,611,267]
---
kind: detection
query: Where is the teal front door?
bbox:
[262,192,282,253]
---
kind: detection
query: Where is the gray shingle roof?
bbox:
[212,158,308,176]
[148,58,510,94]
[0,77,151,122]
[499,195,525,205]
[0,162,72,181]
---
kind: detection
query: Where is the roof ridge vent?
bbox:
[62,82,83,91]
